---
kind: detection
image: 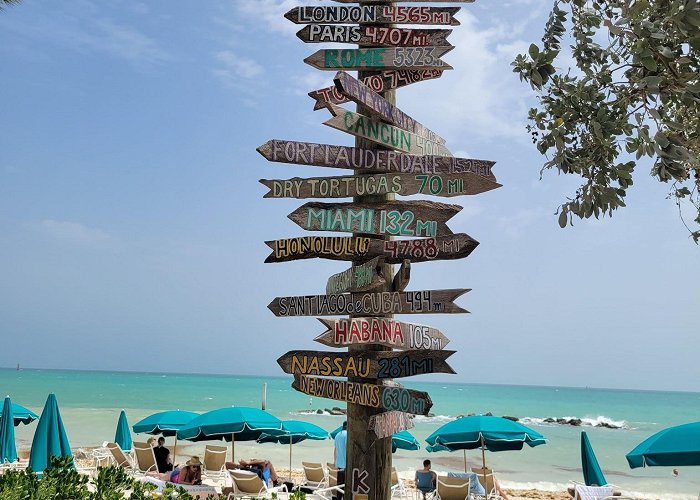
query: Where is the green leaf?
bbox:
[558,209,568,228]
[529,43,540,60]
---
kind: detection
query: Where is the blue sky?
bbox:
[1,0,698,392]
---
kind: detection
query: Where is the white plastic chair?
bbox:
[227,469,288,499]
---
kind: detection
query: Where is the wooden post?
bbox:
[346,4,394,499]
[262,382,267,410]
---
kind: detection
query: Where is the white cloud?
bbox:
[497,207,548,239]
[38,220,111,244]
[214,50,265,80]
[236,0,304,36]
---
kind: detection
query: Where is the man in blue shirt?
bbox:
[333,421,347,500]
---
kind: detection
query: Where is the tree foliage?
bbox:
[513,0,700,242]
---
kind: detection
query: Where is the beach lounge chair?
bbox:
[132,441,158,475]
[435,475,471,500]
[471,467,502,499]
[391,467,408,499]
[308,463,344,500]
[106,441,136,473]
[415,470,436,500]
[573,485,614,500]
[227,469,288,499]
[302,461,328,489]
[140,476,218,499]
[203,444,228,484]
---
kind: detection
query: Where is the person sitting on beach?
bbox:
[225,458,281,486]
[153,436,173,473]
[415,459,437,499]
[147,456,202,485]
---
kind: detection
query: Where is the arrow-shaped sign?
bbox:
[287,200,460,238]
[310,70,444,110]
[326,257,385,295]
[329,0,474,3]
[260,172,501,199]
[334,71,447,146]
[268,288,469,317]
[264,233,479,264]
[369,411,414,440]
[297,25,453,47]
[292,374,433,416]
[305,47,453,72]
[256,140,496,180]
[285,6,460,25]
[315,317,450,351]
[277,350,456,379]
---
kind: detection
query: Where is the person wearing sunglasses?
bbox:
[147,456,203,485]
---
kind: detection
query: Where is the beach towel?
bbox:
[574,484,614,500]
[140,476,217,499]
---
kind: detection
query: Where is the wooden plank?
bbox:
[287,200,460,238]
[330,0,473,3]
[369,411,414,440]
[256,140,496,180]
[314,317,450,351]
[296,25,452,47]
[310,70,443,110]
[264,233,479,264]
[267,288,469,317]
[292,374,433,416]
[277,349,455,379]
[326,257,385,294]
[392,260,411,293]
[324,104,452,157]
[260,172,501,199]
[305,47,453,72]
[285,6,460,25]
[334,71,447,146]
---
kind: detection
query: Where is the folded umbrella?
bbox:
[29,393,72,473]
[581,431,607,486]
[115,409,133,452]
[0,396,18,463]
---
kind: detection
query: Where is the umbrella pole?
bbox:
[463,449,467,472]
[481,435,487,493]
[289,435,293,480]
[173,437,178,466]
[231,433,235,463]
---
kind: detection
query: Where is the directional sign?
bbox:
[315,318,450,351]
[330,0,473,3]
[268,288,469,317]
[392,260,411,293]
[369,411,414,440]
[277,350,455,379]
[326,257,385,294]
[324,105,452,157]
[334,71,447,146]
[288,200,460,238]
[256,140,496,180]
[260,172,501,199]
[292,374,433,416]
[310,70,443,110]
[305,47,453,72]
[264,233,479,264]
[285,6,460,26]
[297,25,453,47]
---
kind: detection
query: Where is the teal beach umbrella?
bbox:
[115,410,132,452]
[29,393,72,473]
[626,421,700,468]
[0,396,18,463]
[177,406,283,462]
[331,425,419,453]
[0,400,39,426]
[258,420,329,477]
[133,410,198,463]
[581,431,607,486]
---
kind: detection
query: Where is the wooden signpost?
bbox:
[305,47,453,72]
[334,71,447,145]
[260,2,498,498]
[315,317,450,351]
[267,288,469,317]
[287,200,460,237]
[256,139,495,180]
[264,233,479,264]
[277,349,456,379]
[285,6,460,25]
[326,257,385,294]
[292,374,433,416]
[309,70,444,110]
[297,25,453,47]
[261,172,501,199]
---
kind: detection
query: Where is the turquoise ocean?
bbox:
[2,368,699,499]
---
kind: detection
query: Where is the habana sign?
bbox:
[277,350,455,379]
[292,374,433,416]
[326,257,385,295]
[324,105,452,157]
[285,6,460,26]
[334,71,446,146]
[315,317,451,351]
[369,411,414,440]
[267,288,469,317]
[260,172,501,199]
[256,140,496,180]
[305,47,453,72]
[287,200,460,238]
[309,70,443,110]
[264,233,480,264]
[297,25,452,47]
